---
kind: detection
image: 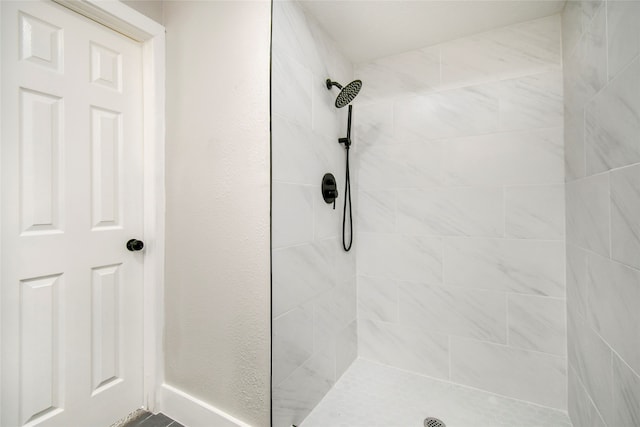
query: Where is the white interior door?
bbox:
[1,1,145,425]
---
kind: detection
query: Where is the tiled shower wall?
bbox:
[353,15,568,409]
[562,1,640,425]
[271,2,357,426]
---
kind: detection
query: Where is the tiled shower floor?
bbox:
[299,359,573,427]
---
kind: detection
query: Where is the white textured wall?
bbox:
[271,2,357,426]
[163,2,271,426]
[563,0,640,425]
[353,15,567,410]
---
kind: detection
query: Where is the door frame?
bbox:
[0,0,167,413]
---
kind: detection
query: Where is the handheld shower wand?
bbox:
[326,78,362,252]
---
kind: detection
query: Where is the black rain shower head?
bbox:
[326,78,362,108]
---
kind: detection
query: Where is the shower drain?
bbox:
[424,417,446,427]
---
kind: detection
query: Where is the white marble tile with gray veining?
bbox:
[272,347,336,427]
[272,182,314,249]
[313,280,357,351]
[399,281,507,343]
[358,319,450,380]
[443,237,565,297]
[568,365,608,427]
[565,173,610,256]
[312,72,344,140]
[444,128,564,187]
[611,163,640,270]
[612,354,640,427]
[313,192,341,241]
[272,240,336,317]
[357,232,442,283]
[357,140,443,190]
[354,47,440,103]
[352,101,394,148]
[563,5,607,111]
[272,115,328,185]
[271,51,312,128]
[564,107,586,181]
[499,71,564,132]
[508,294,566,356]
[607,0,640,80]
[358,276,397,323]
[505,185,565,240]
[273,307,315,386]
[440,16,561,88]
[567,309,614,422]
[450,337,567,409]
[585,57,640,174]
[395,83,499,141]
[396,187,504,237]
[271,1,318,71]
[566,243,588,320]
[587,252,640,374]
[335,320,357,380]
[562,0,582,57]
[356,190,396,233]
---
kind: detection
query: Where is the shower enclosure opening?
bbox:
[272,0,639,426]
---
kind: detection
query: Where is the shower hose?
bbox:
[343,145,353,252]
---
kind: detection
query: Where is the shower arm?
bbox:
[338,104,353,148]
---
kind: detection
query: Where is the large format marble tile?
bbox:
[272,347,335,427]
[508,294,566,356]
[357,276,397,323]
[585,57,640,174]
[606,0,640,80]
[398,281,507,343]
[499,71,564,132]
[314,280,357,351]
[272,115,328,185]
[566,243,588,320]
[273,307,314,386]
[450,337,567,409]
[354,47,440,103]
[335,320,357,380]
[564,107,586,181]
[357,233,442,283]
[443,237,565,297]
[272,240,336,317]
[352,101,394,148]
[396,187,504,237]
[563,4,607,112]
[587,252,640,374]
[356,190,396,233]
[272,182,314,248]
[568,365,608,427]
[444,128,564,187]
[440,16,561,88]
[395,83,499,141]
[271,51,312,128]
[612,354,640,427]
[358,319,449,379]
[505,184,564,240]
[565,173,610,256]
[567,310,613,422]
[561,0,582,57]
[611,163,640,270]
[357,140,443,190]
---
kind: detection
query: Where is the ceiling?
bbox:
[298,0,566,63]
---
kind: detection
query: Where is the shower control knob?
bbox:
[126,239,144,252]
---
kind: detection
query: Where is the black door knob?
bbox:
[126,239,144,252]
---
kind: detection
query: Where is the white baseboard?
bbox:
[158,383,252,427]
